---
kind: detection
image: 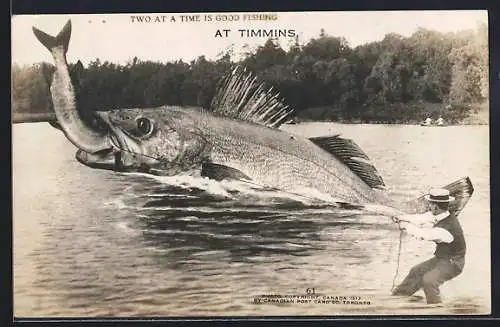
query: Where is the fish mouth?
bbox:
[75,146,159,174]
[75,112,160,173]
[74,112,125,171]
[75,148,121,171]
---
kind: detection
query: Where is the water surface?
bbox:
[13,122,490,316]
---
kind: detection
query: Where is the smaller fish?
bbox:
[32,20,110,154]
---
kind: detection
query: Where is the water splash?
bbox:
[121,171,347,208]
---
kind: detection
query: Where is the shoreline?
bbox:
[287,120,489,126]
[12,111,489,126]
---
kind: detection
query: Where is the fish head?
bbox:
[75,107,209,175]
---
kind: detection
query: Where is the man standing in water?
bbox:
[391,188,466,305]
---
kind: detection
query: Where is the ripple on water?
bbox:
[13,123,491,316]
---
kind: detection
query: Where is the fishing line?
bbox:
[113,145,162,162]
[113,144,407,254]
[242,176,407,293]
[110,146,380,212]
[113,142,409,291]
[111,144,406,219]
[391,227,404,292]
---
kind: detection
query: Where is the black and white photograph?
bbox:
[12,10,490,316]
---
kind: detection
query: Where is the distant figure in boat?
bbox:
[422,117,433,126]
[436,117,444,126]
[391,188,466,305]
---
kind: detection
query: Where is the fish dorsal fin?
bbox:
[201,163,252,181]
[209,66,294,128]
[309,135,385,189]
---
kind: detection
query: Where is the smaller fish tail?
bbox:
[32,20,72,54]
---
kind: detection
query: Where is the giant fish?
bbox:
[31,20,474,215]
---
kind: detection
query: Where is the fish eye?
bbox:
[136,117,153,136]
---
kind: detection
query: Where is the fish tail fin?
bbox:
[32,20,72,54]
[400,176,474,217]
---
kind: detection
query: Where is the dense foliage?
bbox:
[12,24,488,124]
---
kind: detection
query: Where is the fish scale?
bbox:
[199,113,382,204]
[33,20,110,154]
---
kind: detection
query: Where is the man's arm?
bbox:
[399,222,454,243]
[394,211,450,226]
[394,212,434,226]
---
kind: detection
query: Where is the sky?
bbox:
[12,10,487,66]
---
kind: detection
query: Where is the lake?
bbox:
[12,122,491,317]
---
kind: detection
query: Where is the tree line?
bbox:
[12,23,488,124]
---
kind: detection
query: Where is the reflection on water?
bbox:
[13,123,490,316]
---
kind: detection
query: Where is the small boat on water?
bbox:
[420,117,433,126]
[420,124,447,127]
[420,117,446,127]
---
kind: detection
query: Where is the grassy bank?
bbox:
[12,102,489,126]
[12,112,56,124]
[459,102,489,125]
[293,102,489,126]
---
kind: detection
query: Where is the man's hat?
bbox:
[424,188,455,202]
